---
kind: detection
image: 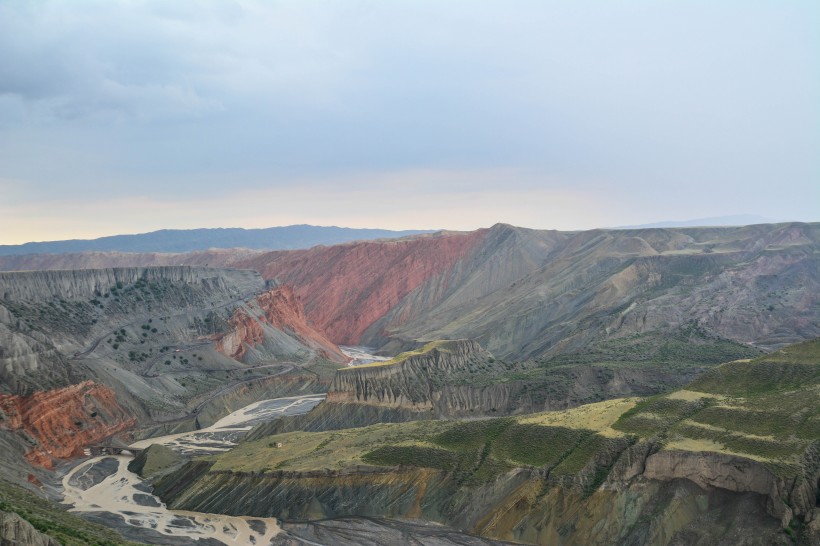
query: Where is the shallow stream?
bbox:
[60,394,323,544]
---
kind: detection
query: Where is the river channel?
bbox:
[59,349,508,545]
[60,395,323,545]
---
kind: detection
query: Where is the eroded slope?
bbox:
[156,339,820,545]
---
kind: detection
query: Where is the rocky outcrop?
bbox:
[0,381,134,469]
[643,449,819,528]
[128,443,187,479]
[328,340,489,407]
[249,340,498,435]
[0,510,60,546]
[216,285,347,364]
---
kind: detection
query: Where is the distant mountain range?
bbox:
[613,214,780,229]
[0,225,435,256]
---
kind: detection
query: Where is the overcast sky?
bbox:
[0,1,818,244]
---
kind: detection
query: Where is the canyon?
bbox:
[0,222,819,545]
[152,340,820,545]
[0,266,348,480]
[3,223,817,362]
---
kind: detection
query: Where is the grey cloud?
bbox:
[0,0,817,228]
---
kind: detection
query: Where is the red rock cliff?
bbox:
[0,381,135,469]
[216,285,349,363]
[235,231,488,345]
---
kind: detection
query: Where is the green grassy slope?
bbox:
[613,339,820,474]
[231,340,819,485]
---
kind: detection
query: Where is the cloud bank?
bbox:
[0,1,818,243]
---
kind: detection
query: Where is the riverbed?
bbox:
[61,394,323,544]
[340,345,390,366]
[59,353,508,545]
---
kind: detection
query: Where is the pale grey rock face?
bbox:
[0,266,264,302]
[0,510,60,546]
[0,267,264,395]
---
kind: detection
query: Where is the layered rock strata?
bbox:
[0,266,262,303]
[216,285,347,363]
[0,381,134,469]
[0,510,60,546]
[154,443,812,545]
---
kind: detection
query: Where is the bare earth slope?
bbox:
[3,223,816,363]
[0,266,346,472]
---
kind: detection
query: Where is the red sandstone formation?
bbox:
[216,285,349,363]
[234,231,488,345]
[217,309,265,361]
[0,381,135,469]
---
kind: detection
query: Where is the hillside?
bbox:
[0,267,346,477]
[249,335,760,438]
[5,223,815,366]
[154,339,820,545]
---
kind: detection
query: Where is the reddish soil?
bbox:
[234,231,487,345]
[0,381,135,469]
[216,285,349,363]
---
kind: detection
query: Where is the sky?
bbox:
[0,0,818,244]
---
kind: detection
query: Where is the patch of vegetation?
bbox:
[492,424,591,468]
[550,433,611,476]
[432,418,512,451]
[689,340,820,396]
[674,423,799,461]
[537,324,762,372]
[363,445,457,470]
[613,396,713,436]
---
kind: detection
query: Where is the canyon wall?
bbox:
[233,230,491,344]
[0,381,135,469]
[216,285,347,364]
[0,266,263,303]
[2,224,818,363]
[0,266,348,475]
